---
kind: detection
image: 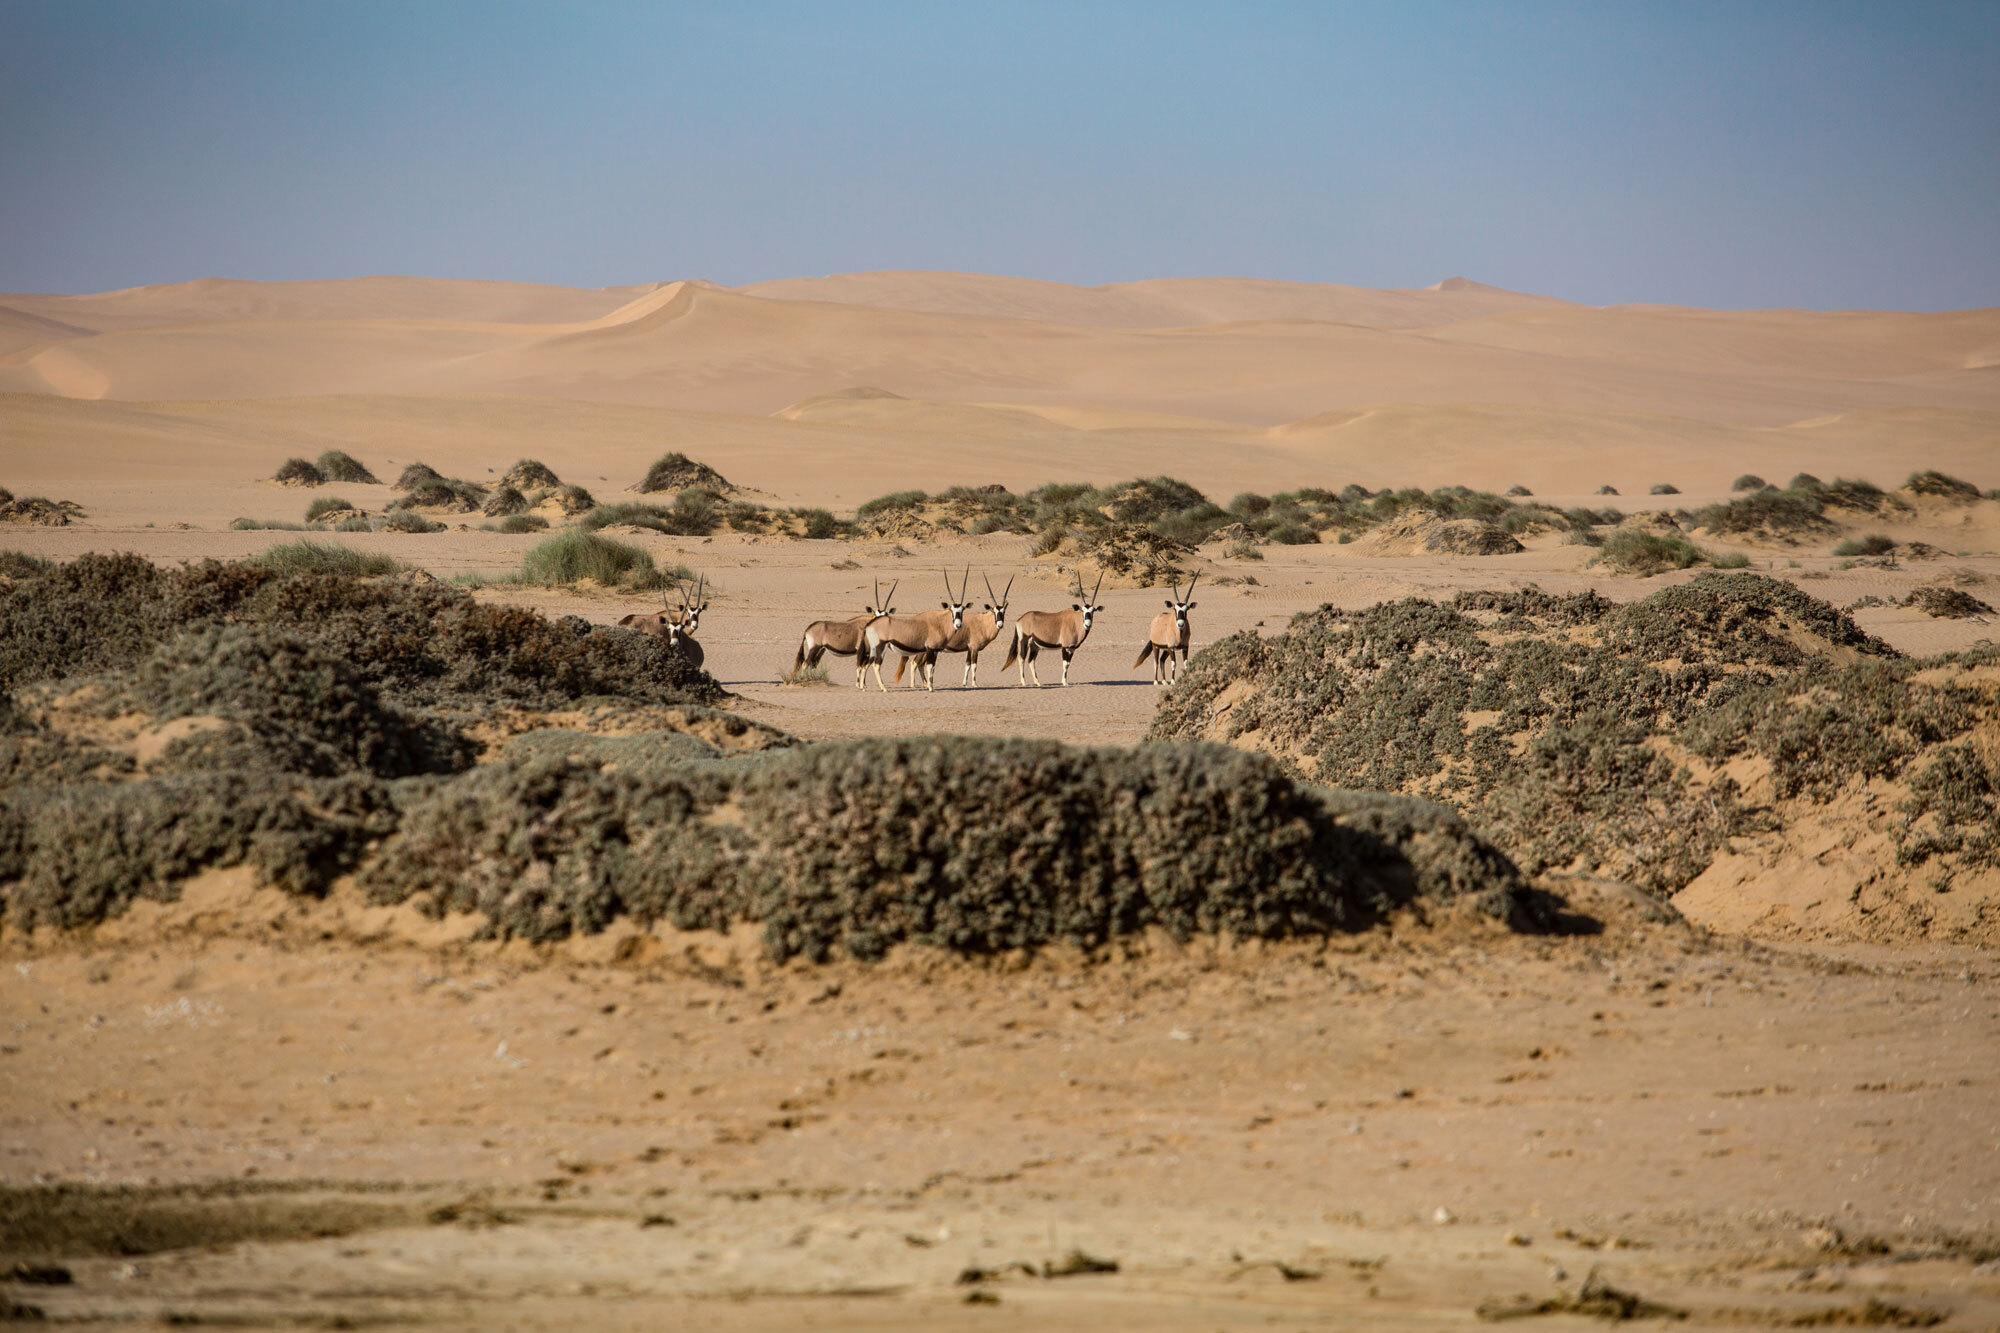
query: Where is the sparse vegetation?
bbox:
[394,462,442,490]
[502,459,561,491]
[1649,482,1680,495]
[1731,474,1769,492]
[377,510,445,534]
[638,452,732,494]
[1591,530,1706,575]
[304,496,357,523]
[273,458,324,486]
[1833,534,1897,557]
[1905,469,1980,500]
[1692,487,1834,539]
[482,485,529,517]
[315,450,380,485]
[1907,586,1994,619]
[247,541,403,578]
[483,514,548,534]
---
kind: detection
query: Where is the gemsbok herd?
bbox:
[635,568,1199,691]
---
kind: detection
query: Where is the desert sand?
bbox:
[2,271,1998,1329]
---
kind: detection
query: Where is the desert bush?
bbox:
[1223,540,1264,561]
[1266,522,1320,546]
[482,485,529,517]
[247,541,402,578]
[1592,530,1705,575]
[1229,492,1272,517]
[639,452,732,494]
[502,459,561,491]
[1905,469,1981,501]
[393,462,441,490]
[1907,586,1995,619]
[0,551,54,580]
[1709,551,1752,569]
[1596,485,1620,495]
[856,489,927,518]
[305,496,358,523]
[1095,476,1209,524]
[555,484,596,515]
[377,510,444,534]
[1730,474,1768,492]
[335,514,373,533]
[1505,484,1532,497]
[1691,488,1832,538]
[1788,472,1824,492]
[273,458,324,486]
[484,514,548,534]
[518,530,664,590]
[1833,534,1897,557]
[1819,477,1907,515]
[361,736,1533,957]
[792,507,846,540]
[1650,483,1681,496]
[315,451,379,485]
[393,478,486,512]
[229,518,306,531]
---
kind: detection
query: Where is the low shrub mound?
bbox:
[392,478,487,513]
[394,462,441,490]
[1834,534,1897,558]
[502,459,561,491]
[485,514,548,534]
[1905,469,1981,501]
[518,530,666,591]
[315,451,380,485]
[248,540,402,578]
[304,496,358,523]
[581,497,715,537]
[1361,510,1523,557]
[1691,488,1834,539]
[1819,477,1909,516]
[1591,529,1706,575]
[1596,485,1620,495]
[554,484,596,516]
[1649,482,1681,496]
[1908,586,1994,619]
[1147,574,1921,898]
[361,736,1536,957]
[0,494,83,526]
[1730,475,1767,492]
[639,452,733,494]
[377,510,444,534]
[1505,484,1532,497]
[273,458,324,487]
[482,485,529,517]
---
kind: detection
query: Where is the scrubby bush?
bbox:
[1691,488,1832,538]
[1819,477,1905,515]
[1596,485,1620,495]
[856,489,927,518]
[1650,483,1681,496]
[1267,522,1320,546]
[305,497,357,523]
[1905,469,1981,500]
[247,541,402,578]
[0,552,54,580]
[1505,485,1532,497]
[393,462,441,491]
[361,736,1534,956]
[1788,473,1824,492]
[518,530,665,590]
[638,452,731,494]
[502,459,561,491]
[377,510,444,534]
[315,451,379,485]
[393,478,486,512]
[1592,530,1705,575]
[482,485,529,517]
[1709,551,1752,569]
[1907,586,1995,619]
[230,517,305,531]
[335,514,373,533]
[793,507,845,540]
[273,458,324,486]
[1833,534,1897,558]
[1731,474,1768,492]
[555,484,596,515]
[484,514,548,534]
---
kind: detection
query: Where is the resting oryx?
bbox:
[1001,570,1104,687]
[894,572,1012,688]
[862,568,973,692]
[619,574,708,669]
[792,578,897,688]
[1132,572,1198,685]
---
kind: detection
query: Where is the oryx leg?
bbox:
[1060,647,1074,686]
[1026,641,1045,688]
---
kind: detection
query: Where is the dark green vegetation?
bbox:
[1649,483,1680,495]
[1151,574,2000,897]
[246,540,403,578]
[517,529,670,590]
[1590,530,1708,575]
[639,451,733,494]
[1731,474,1769,492]
[273,457,323,486]
[364,735,1535,960]
[1905,469,1980,500]
[0,553,1535,953]
[314,450,380,485]
[1834,534,1897,558]
[303,496,357,523]
[1907,586,1995,619]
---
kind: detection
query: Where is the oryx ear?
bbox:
[1187,601,1197,610]
[1164,599,1174,608]
[1072,603,1083,611]
[941,601,950,609]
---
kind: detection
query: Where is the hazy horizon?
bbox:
[4,1,1998,311]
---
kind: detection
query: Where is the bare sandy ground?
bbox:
[3,270,1999,1328]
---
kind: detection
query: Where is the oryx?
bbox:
[862,568,973,692]
[620,573,707,669]
[894,572,1012,688]
[1133,572,1198,685]
[1001,570,1104,687]
[792,578,897,688]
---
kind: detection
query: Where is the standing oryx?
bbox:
[792,579,897,689]
[1001,570,1104,687]
[619,574,708,669]
[863,569,973,692]
[894,572,1012,688]
[1133,572,1198,685]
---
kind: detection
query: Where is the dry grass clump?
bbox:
[1906,586,1994,619]
[502,459,561,491]
[377,510,445,534]
[638,452,733,494]
[247,540,402,578]
[1732,474,1769,492]
[483,514,548,534]
[1590,529,1708,575]
[362,736,1535,957]
[1833,534,1897,558]
[273,458,324,486]
[482,485,529,517]
[0,493,83,526]
[304,496,358,523]
[315,450,379,485]
[1691,487,1835,539]
[1904,469,1980,501]
[1649,482,1681,495]
[393,477,487,513]
[394,462,441,490]
[1148,574,1910,896]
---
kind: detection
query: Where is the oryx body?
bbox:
[793,580,896,688]
[620,574,708,670]
[894,573,1012,688]
[862,570,973,692]
[1133,574,1198,685]
[1001,571,1104,687]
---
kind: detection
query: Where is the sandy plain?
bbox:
[1,271,1998,1329]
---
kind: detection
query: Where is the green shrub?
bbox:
[1267,522,1320,546]
[377,510,444,534]
[1505,485,1532,497]
[305,496,357,523]
[1730,474,1768,492]
[393,478,486,512]
[1592,530,1705,575]
[1709,551,1752,569]
[502,459,561,491]
[482,485,529,517]
[1907,586,1996,619]
[856,489,927,518]
[273,458,324,486]
[360,736,1534,956]
[1650,483,1681,496]
[638,452,731,494]
[1905,469,1981,501]
[393,462,440,491]
[1833,534,1897,557]
[229,517,306,531]
[1691,489,1832,537]
[0,552,54,580]
[793,507,845,540]
[1788,472,1824,492]
[555,484,596,515]
[1229,492,1272,517]
[335,514,373,532]
[247,541,402,578]
[485,514,548,534]
[1095,477,1209,523]
[518,530,665,590]
[315,451,379,485]
[1820,477,1906,515]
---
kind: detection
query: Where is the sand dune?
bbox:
[0,269,1995,501]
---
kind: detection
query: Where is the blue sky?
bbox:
[2,1,1995,308]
